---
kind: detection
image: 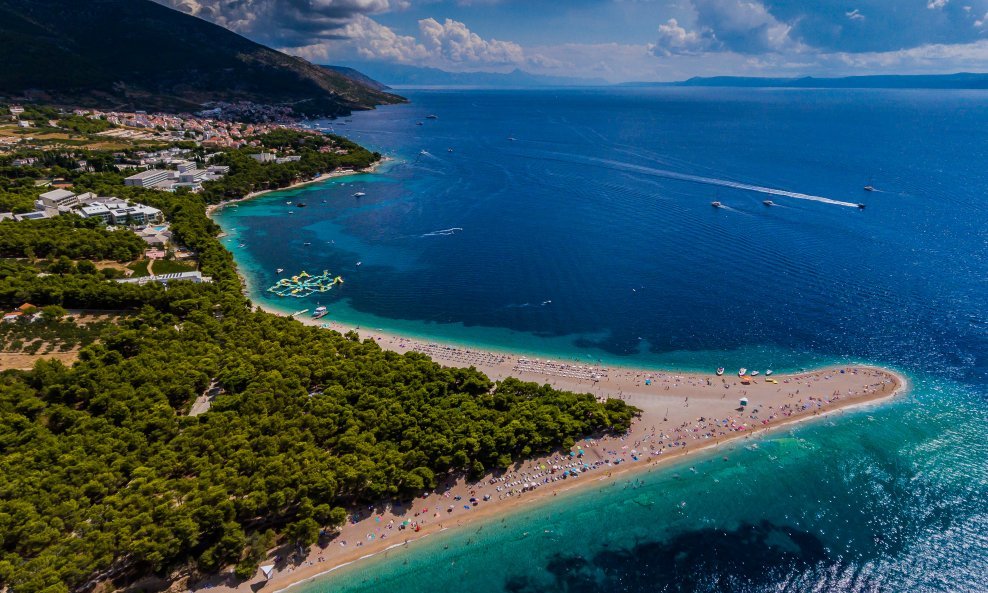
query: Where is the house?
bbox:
[17,120,31,128]
[2,312,22,323]
[9,105,24,116]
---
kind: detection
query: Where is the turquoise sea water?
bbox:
[214,88,987,592]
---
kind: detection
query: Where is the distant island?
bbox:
[0,0,404,117]
[621,72,988,89]
[328,62,609,88]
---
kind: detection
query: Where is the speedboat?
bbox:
[711,201,723,208]
[738,367,747,377]
[356,261,362,267]
[763,200,775,206]
[303,242,311,246]
[857,203,867,209]
[863,185,875,192]
[751,370,760,376]
[426,114,439,119]
[296,202,306,207]
[716,367,725,376]
[416,122,424,126]
[765,369,773,376]
[276,268,284,273]
[448,148,454,152]
[353,192,366,198]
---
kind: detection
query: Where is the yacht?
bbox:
[312,306,329,319]
[711,201,723,208]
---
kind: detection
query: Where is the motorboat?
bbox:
[353,192,366,198]
[716,367,725,376]
[296,202,306,207]
[426,114,439,119]
[751,370,760,376]
[863,185,875,192]
[711,201,723,208]
[763,200,775,206]
[765,369,773,376]
[312,306,329,319]
[738,367,747,376]
[857,203,866,209]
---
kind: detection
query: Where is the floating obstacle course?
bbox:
[267,270,343,298]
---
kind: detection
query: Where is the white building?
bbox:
[250,153,276,163]
[116,271,212,286]
[124,169,172,188]
[38,189,79,209]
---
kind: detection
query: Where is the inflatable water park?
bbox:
[267,270,343,298]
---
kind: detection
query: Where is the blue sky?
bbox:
[156,0,988,81]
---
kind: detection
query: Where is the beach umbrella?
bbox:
[260,565,275,580]
[740,397,749,407]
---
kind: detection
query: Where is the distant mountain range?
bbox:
[622,73,988,89]
[332,62,608,88]
[0,0,403,116]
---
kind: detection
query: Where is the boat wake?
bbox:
[421,227,463,237]
[514,150,862,208]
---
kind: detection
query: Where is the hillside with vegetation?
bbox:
[0,130,638,592]
[0,0,404,116]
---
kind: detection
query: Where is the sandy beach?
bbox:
[184,302,906,593]
[205,159,386,217]
[195,162,908,593]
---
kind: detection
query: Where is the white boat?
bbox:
[738,368,747,376]
[863,185,875,192]
[353,192,366,197]
[765,369,773,376]
[426,114,439,119]
[312,306,328,319]
[276,268,284,273]
[763,200,775,206]
[711,201,723,208]
[716,367,725,376]
[356,261,362,266]
[751,370,760,376]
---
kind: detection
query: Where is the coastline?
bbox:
[196,166,909,593]
[187,302,907,593]
[206,158,387,218]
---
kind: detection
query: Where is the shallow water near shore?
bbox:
[214,88,988,591]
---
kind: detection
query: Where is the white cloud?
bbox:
[417,18,525,64]
[927,0,949,8]
[653,18,713,56]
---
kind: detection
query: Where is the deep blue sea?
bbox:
[214,88,988,592]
